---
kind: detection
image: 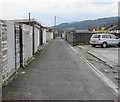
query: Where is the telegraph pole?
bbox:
[54,16,56,31]
[54,16,56,39]
[29,13,31,25]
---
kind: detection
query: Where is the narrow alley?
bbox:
[3,38,117,100]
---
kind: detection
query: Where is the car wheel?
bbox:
[101,42,107,48]
[91,44,96,47]
[118,43,120,47]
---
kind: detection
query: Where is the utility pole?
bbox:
[54,16,56,31]
[29,13,31,25]
[54,16,56,39]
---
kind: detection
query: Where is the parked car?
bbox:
[90,33,120,48]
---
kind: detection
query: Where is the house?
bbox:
[107,25,120,33]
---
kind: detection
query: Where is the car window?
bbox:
[92,35,100,38]
[105,35,111,38]
[102,35,106,38]
[102,35,110,38]
[110,34,117,39]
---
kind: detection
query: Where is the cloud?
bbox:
[0,0,118,26]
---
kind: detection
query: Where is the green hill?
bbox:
[50,17,118,31]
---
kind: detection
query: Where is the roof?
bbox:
[76,30,90,33]
[108,30,120,34]
[9,19,41,26]
[107,25,118,31]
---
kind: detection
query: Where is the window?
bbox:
[105,35,111,38]
[102,35,106,38]
[110,34,117,39]
[92,35,100,38]
[102,35,110,38]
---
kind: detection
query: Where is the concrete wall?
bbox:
[46,31,53,42]
[51,32,53,40]
[34,27,40,53]
[0,21,3,86]
[0,20,8,82]
[42,28,47,44]
[14,24,20,69]
[21,24,33,66]
[0,20,47,84]
[61,33,65,39]
[6,21,16,77]
[65,32,74,45]
[0,21,2,101]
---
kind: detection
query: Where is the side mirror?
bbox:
[116,37,119,39]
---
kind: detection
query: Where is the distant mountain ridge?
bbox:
[50,17,118,31]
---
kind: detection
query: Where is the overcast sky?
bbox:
[0,0,119,27]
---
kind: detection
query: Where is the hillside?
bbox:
[51,17,118,31]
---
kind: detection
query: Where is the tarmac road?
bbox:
[3,38,118,100]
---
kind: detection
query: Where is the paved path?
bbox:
[3,38,117,100]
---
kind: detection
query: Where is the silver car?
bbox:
[90,33,120,48]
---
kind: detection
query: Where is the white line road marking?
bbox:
[68,44,118,96]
